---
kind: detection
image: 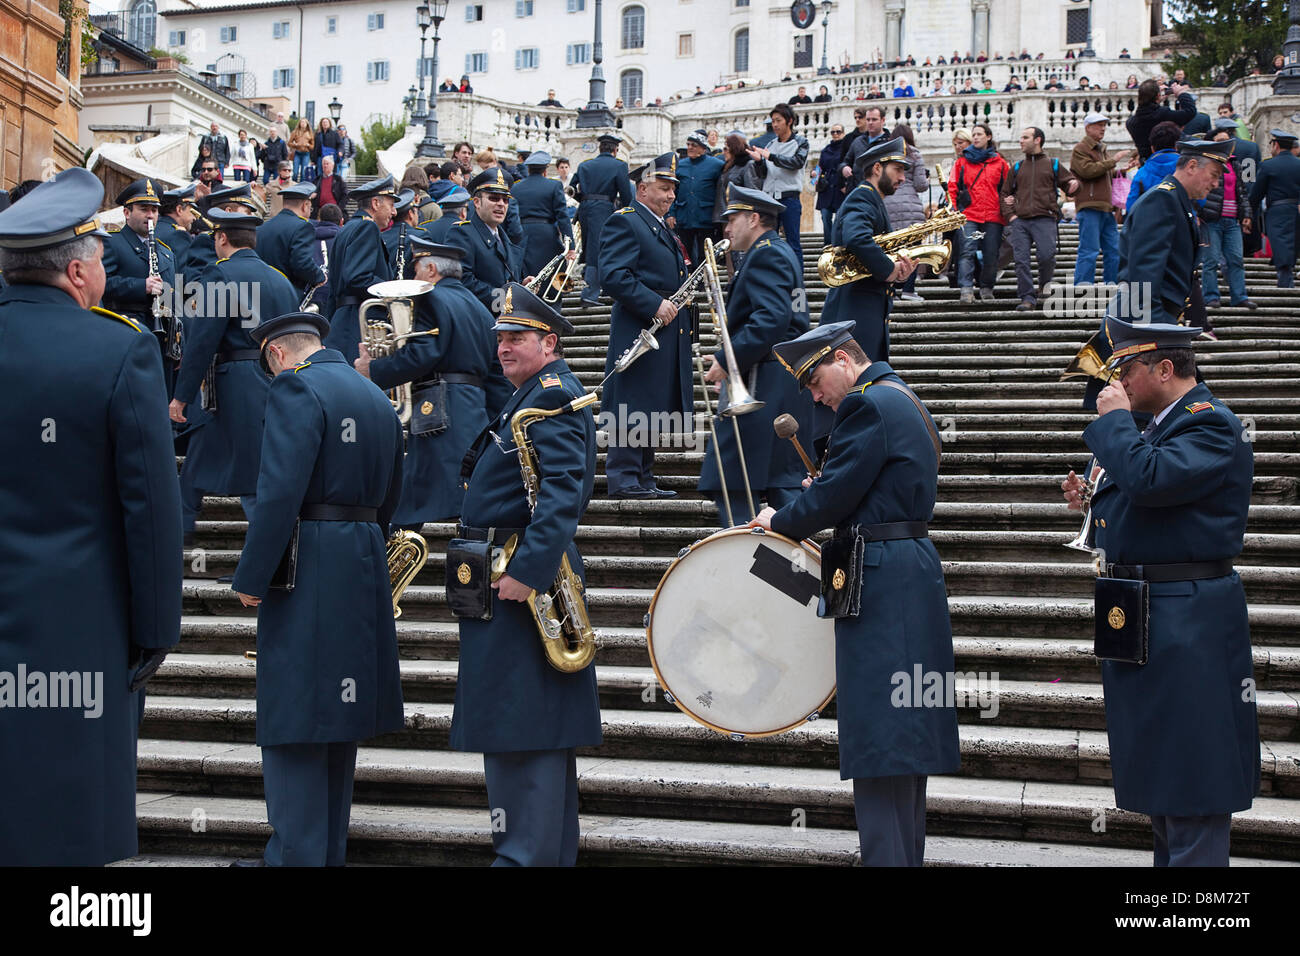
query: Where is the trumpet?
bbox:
[358,279,438,423]
[1064,457,1106,562]
[818,209,967,287]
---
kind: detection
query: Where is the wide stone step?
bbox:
[132,747,1300,861]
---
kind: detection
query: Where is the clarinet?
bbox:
[300,239,330,311]
[147,220,183,360]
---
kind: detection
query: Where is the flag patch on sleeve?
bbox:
[1184,401,1213,414]
[540,374,562,388]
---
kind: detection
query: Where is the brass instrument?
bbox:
[358,279,438,423]
[1061,331,1116,383]
[147,219,183,360]
[1064,457,1106,564]
[387,529,429,618]
[525,235,569,298]
[545,222,581,304]
[508,391,600,673]
[301,238,329,312]
[818,209,967,287]
[604,238,730,380]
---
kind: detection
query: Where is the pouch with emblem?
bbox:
[445,537,493,620]
[818,525,864,620]
[410,379,449,436]
[1093,576,1149,664]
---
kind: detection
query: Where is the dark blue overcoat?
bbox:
[820,182,893,362]
[445,206,519,316]
[513,174,574,280]
[257,208,327,298]
[323,211,392,363]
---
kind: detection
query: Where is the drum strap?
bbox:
[871,379,942,467]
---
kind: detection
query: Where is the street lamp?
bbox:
[1276,0,1300,94]
[414,3,432,123]
[577,0,617,127]
[818,1,832,76]
[329,97,342,124]
[1071,0,1095,59]
[416,0,448,157]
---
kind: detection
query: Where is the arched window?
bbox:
[128,0,157,50]
[734,28,749,74]
[621,5,644,50]
[620,69,643,106]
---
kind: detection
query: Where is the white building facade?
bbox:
[115,0,1159,130]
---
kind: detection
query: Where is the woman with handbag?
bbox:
[948,122,1010,303]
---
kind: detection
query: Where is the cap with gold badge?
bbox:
[0,167,109,251]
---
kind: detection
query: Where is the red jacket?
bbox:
[948,152,1011,225]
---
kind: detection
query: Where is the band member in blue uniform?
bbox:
[447,169,520,315]
[422,186,471,244]
[323,174,398,363]
[751,321,961,866]
[169,209,300,519]
[572,133,633,304]
[181,183,263,277]
[355,237,512,528]
[381,189,425,280]
[699,185,814,525]
[820,138,918,363]
[449,283,601,866]
[256,181,327,301]
[102,178,176,360]
[232,311,405,867]
[513,151,574,281]
[668,130,725,266]
[1249,128,1300,288]
[155,183,199,267]
[0,168,182,865]
[599,153,691,499]
[1062,316,1258,866]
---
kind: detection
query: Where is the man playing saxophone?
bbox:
[820,138,917,363]
[448,282,601,867]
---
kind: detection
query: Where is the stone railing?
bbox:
[435,92,576,154]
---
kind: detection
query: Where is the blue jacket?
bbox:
[573,152,633,275]
[445,206,520,316]
[820,181,893,362]
[369,276,512,523]
[231,348,405,746]
[180,230,217,277]
[512,173,574,279]
[381,219,427,280]
[323,210,393,363]
[450,359,602,753]
[172,248,300,495]
[154,216,193,271]
[1119,176,1199,323]
[698,232,814,501]
[0,283,181,864]
[669,153,725,230]
[1125,148,1178,210]
[770,363,961,780]
[1249,151,1300,266]
[101,224,176,326]
[1084,383,1258,815]
[257,208,327,296]
[598,202,693,420]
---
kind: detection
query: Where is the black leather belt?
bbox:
[583,194,613,202]
[337,294,361,307]
[521,216,553,223]
[779,190,801,200]
[1103,559,1234,582]
[860,521,929,541]
[457,524,526,545]
[415,372,483,389]
[301,503,378,522]
[217,349,260,365]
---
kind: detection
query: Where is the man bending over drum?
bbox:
[751,320,960,866]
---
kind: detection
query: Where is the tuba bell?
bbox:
[358,278,438,422]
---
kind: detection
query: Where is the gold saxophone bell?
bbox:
[387,529,429,619]
[358,279,437,423]
[818,209,967,287]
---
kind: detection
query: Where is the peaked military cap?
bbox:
[201,183,260,214]
[207,207,263,231]
[0,167,108,251]
[469,167,513,194]
[1101,314,1200,372]
[631,152,679,184]
[116,178,164,207]
[1211,117,1240,134]
[523,150,552,167]
[250,310,330,347]
[278,181,317,201]
[854,136,912,178]
[393,188,417,215]
[773,320,858,390]
[721,183,784,218]
[1177,137,1233,163]
[1269,128,1299,148]
[492,281,575,335]
[597,133,621,147]
[409,236,465,260]
[352,174,399,202]
[436,185,472,206]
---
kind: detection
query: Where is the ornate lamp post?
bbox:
[414,3,432,123]
[1277,0,1300,94]
[328,97,342,125]
[416,0,448,157]
[818,1,832,76]
[577,0,616,128]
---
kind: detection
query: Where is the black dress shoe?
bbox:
[229,859,267,867]
[608,488,656,500]
[648,485,678,499]
[217,574,235,583]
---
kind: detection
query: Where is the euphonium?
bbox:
[387,529,429,619]
[818,209,967,287]
[544,221,582,304]
[508,391,600,673]
[358,278,437,422]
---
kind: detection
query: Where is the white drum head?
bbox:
[646,528,837,738]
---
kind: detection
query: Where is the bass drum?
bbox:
[646,527,836,739]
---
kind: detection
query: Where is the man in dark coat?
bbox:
[354,237,512,527]
[322,175,398,363]
[155,183,199,269]
[201,122,231,172]
[667,131,725,266]
[257,182,327,302]
[232,311,406,867]
[381,189,426,280]
[752,321,960,866]
[0,168,181,865]
[1062,315,1257,866]
[181,183,263,278]
[512,151,574,281]
[446,169,520,316]
[422,186,471,243]
[572,133,632,304]
[598,153,691,499]
[1249,129,1300,287]
[821,137,918,364]
[449,283,601,866]
[101,178,177,377]
[169,209,300,518]
[1125,79,1197,162]
[699,185,814,525]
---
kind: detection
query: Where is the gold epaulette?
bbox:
[107,224,123,233]
[155,238,172,253]
[90,306,146,333]
[1157,181,1176,190]
[292,361,311,373]
[614,206,634,214]
[455,219,470,225]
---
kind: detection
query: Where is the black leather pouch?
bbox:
[446,537,493,620]
[1094,576,1149,664]
[202,359,218,412]
[268,519,300,591]
[410,380,449,436]
[818,525,864,620]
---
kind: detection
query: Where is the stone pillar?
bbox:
[885,7,903,65]
[971,0,991,57]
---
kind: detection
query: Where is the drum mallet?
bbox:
[773,414,818,477]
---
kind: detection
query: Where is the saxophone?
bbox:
[818,208,967,287]
[508,391,600,673]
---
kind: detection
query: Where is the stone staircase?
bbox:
[136,226,1300,866]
